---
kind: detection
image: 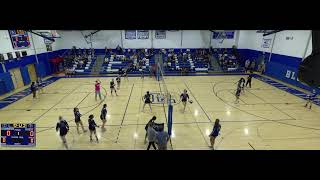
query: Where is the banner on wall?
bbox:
[137,30,149,39]
[155,30,166,39]
[125,30,137,39]
[262,38,272,48]
[212,31,235,39]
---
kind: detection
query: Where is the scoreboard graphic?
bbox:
[8,30,31,49]
[1,123,36,147]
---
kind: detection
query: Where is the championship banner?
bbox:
[125,30,137,39]
[155,30,166,39]
[137,30,149,39]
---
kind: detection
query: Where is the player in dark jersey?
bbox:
[56,116,70,149]
[235,86,241,104]
[73,107,87,134]
[246,72,253,88]
[116,75,121,90]
[30,82,37,99]
[209,119,221,150]
[110,79,118,96]
[142,91,152,112]
[180,89,190,112]
[100,104,107,129]
[88,114,99,142]
[305,90,317,109]
[123,69,128,81]
[238,78,246,94]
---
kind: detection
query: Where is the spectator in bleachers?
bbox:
[116,45,123,54]
[245,59,251,73]
[250,60,256,71]
[104,56,109,63]
[231,45,238,58]
[105,47,108,55]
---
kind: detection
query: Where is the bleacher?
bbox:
[213,48,243,72]
[62,48,244,75]
[63,48,96,75]
[163,49,209,73]
[100,49,155,74]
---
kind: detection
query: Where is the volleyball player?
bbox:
[95,80,102,100]
[246,72,253,88]
[56,116,69,149]
[180,89,190,112]
[88,114,99,142]
[209,119,221,150]
[100,104,107,129]
[31,82,37,99]
[73,107,87,134]
[110,79,118,96]
[235,86,241,104]
[142,91,152,112]
[144,116,156,144]
[116,75,121,90]
[146,122,157,150]
[305,90,317,109]
[238,78,245,94]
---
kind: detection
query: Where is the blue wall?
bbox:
[0,64,4,73]
[238,48,319,94]
[20,66,31,85]
[0,49,64,95]
[0,72,14,95]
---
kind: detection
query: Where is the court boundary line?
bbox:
[115,83,135,143]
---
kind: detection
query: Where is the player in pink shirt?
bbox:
[95,80,102,100]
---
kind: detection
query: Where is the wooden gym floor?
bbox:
[0,75,320,150]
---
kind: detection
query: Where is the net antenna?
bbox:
[217,31,227,44]
[156,58,173,140]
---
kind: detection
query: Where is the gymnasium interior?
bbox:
[0,30,319,150]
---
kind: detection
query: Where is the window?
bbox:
[15,51,21,59]
[7,52,13,59]
[21,51,27,56]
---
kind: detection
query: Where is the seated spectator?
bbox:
[116,45,123,54]
[250,60,256,71]
[104,57,109,63]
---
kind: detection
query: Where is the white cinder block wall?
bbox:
[54,30,238,49]
[0,30,313,60]
[238,30,312,58]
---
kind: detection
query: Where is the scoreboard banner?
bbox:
[1,123,36,147]
[137,30,149,39]
[8,30,31,49]
[155,30,166,39]
[125,30,137,39]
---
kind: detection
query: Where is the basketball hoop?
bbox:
[218,32,226,44]
[51,30,60,38]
